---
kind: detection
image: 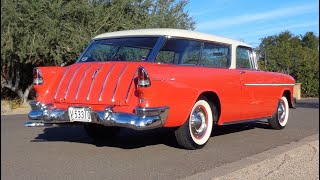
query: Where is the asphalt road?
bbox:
[1,99,319,180]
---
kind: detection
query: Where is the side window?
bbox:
[236,47,251,69]
[181,40,201,65]
[155,38,201,65]
[202,43,230,67]
[156,51,176,64]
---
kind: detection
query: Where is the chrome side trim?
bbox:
[222,117,271,125]
[64,65,82,99]
[125,69,138,102]
[111,65,127,102]
[98,65,115,101]
[53,66,71,99]
[86,65,102,100]
[74,65,91,100]
[244,83,295,86]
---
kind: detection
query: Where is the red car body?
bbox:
[26,29,295,149]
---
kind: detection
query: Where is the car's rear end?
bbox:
[25,36,170,130]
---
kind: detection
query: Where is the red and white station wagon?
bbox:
[26,28,296,149]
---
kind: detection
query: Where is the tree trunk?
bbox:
[2,61,33,106]
[4,84,33,104]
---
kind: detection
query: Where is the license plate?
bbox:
[68,107,92,122]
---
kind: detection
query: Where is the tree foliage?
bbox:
[258,31,319,97]
[1,0,195,103]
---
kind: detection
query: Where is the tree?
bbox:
[1,0,195,104]
[258,31,319,97]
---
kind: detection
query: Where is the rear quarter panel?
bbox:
[34,66,66,104]
[144,63,243,127]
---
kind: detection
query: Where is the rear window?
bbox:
[78,37,158,62]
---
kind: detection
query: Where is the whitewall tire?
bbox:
[268,96,289,129]
[175,97,216,149]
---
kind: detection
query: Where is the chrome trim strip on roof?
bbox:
[64,65,82,99]
[54,66,71,100]
[86,65,102,100]
[98,65,115,101]
[125,69,138,102]
[244,83,295,86]
[111,65,127,102]
[74,65,91,100]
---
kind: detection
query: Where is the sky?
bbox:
[185,0,319,47]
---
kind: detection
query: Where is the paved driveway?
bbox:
[1,99,318,180]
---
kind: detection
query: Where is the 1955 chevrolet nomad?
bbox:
[25,28,296,149]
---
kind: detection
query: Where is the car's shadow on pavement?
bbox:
[32,125,181,149]
[31,121,271,149]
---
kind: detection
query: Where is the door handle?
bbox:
[239,71,246,74]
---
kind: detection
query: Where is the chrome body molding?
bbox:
[75,65,91,100]
[111,65,127,102]
[54,66,71,99]
[98,65,115,101]
[244,83,295,86]
[86,65,102,100]
[64,64,82,99]
[125,69,138,102]
[25,101,169,130]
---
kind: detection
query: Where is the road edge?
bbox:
[182,134,319,180]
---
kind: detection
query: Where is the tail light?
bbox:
[33,68,44,85]
[138,66,151,87]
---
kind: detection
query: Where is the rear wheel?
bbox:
[268,96,289,129]
[175,97,216,150]
[83,124,120,141]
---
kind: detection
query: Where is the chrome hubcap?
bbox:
[278,100,286,123]
[190,106,207,138]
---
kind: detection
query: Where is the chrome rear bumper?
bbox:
[25,101,169,130]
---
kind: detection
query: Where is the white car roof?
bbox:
[93,28,252,48]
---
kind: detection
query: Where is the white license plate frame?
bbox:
[68,107,92,122]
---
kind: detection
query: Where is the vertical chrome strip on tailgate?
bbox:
[111,65,127,102]
[86,65,102,100]
[98,65,115,101]
[125,69,138,102]
[54,66,71,100]
[64,65,82,99]
[74,65,91,100]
